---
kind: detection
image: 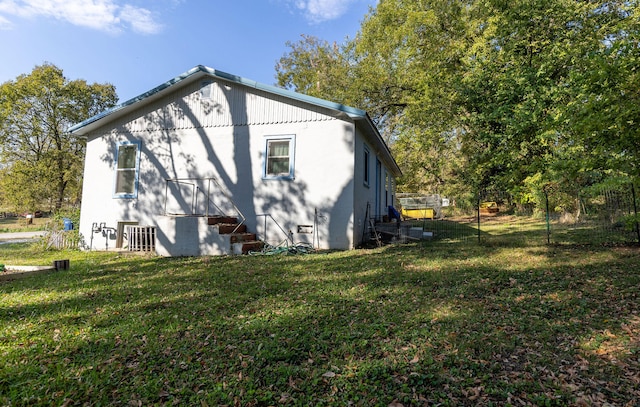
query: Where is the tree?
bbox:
[455,0,585,189]
[0,63,117,211]
[276,35,355,103]
[276,1,472,194]
[458,0,640,205]
[275,0,640,201]
[353,0,472,194]
[563,0,640,179]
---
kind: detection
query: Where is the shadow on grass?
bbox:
[426,213,640,247]
[1,242,639,405]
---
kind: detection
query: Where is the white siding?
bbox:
[352,126,399,247]
[87,79,336,136]
[80,85,357,252]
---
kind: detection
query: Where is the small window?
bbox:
[363,147,370,187]
[200,81,213,99]
[385,172,389,207]
[114,141,141,198]
[264,135,295,180]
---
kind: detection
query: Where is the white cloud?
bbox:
[0,14,13,29]
[0,0,162,34]
[292,0,358,23]
[119,4,161,34]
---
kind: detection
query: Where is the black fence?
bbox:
[403,181,640,246]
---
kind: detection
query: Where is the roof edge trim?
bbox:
[198,66,367,118]
[68,65,367,134]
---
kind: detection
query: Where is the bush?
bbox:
[40,208,82,250]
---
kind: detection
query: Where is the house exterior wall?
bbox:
[352,127,398,247]
[79,78,357,252]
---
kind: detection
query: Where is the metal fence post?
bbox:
[545,189,550,245]
[632,183,640,244]
[477,192,481,244]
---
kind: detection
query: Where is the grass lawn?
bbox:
[1,240,639,406]
[0,216,49,233]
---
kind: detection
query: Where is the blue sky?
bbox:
[0,0,374,103]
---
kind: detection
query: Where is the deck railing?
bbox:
[162,177,246,232]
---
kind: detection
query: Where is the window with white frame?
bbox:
[264,135,295,179]
[114,141,141,198]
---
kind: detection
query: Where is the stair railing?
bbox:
[256,213,294,246]
[163,177,246,233]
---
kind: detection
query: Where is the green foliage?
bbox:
[276,0,640,203]
[50,207,81,229]
[0,63,117,212]
[0,160,50,212]
[276,35,353,103]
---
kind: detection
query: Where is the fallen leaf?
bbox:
[279,393,290,403]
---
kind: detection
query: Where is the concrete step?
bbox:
[230,233,257,243]
[237,240,264,254]
[207,216,239,225]
[217,223,247,234]
[206,217,263,255]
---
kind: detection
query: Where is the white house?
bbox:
[69,65,401,255]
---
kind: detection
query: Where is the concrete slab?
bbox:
[0,231,45,243]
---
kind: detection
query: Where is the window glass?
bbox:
[200,81,213,99]
[115,169,136,194]
[364,148,370,186]
[114,142,140,197]
[117,145,137,169]
[267,140,290,175]
[385,172,389,206]
[264,136,295,179]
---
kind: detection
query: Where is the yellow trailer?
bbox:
[398,194,443,220]
[401,207,435,220]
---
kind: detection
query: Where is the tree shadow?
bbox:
[2,246,640,404]
[83,70,351,250]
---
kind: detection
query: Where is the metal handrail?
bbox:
[256,213,294,245]
[163,177,246,233]
[163,179,198,215]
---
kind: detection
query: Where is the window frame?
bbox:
[113,141,141,199]
[263,135,296,180]
[363,146,371,187]
[385,171,389,207]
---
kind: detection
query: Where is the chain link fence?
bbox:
[400,181,640,246]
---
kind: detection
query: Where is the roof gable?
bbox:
[69,65,366,134]
[69,65,401,176]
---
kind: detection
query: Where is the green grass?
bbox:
[414,214,640,246]
[0,216,49,233]
[1,240,639,406]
